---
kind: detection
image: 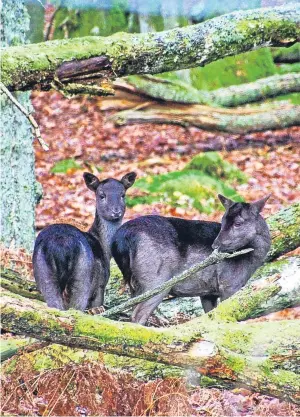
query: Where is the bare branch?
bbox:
[0,82,49,151]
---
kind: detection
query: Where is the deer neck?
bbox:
[89,211,122,259]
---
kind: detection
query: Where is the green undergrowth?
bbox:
[127,152,246,214]
[51,158,82,174]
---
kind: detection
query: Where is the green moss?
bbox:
[276,63,300,75]
[51,158,82,174]
[4,357,18,374]
[127,153,245,214]
[266,203,300,261]
[219,329,252,354]
[260,362,300,390]
[31,344,100,372]
[103,352,184,380]
[73,312,181,350]
[251,258,289,280]
[207,284,280,323]
[223,354,246,373]
[184,152,247,183]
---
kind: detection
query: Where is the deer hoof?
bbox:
[87,306,105,315]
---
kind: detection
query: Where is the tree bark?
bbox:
[111,102,300,134]
[1,5,299,93]
[1,336,193,382]
[266,202,300,261]
[0,0,39,251]
[1,275,300,403]
[248,256,300,318]
[119,72,300,106]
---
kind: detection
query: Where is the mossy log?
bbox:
[0,268,43,301]
[1,273,300,403]
[120,73,300,107]
[111,102,300,134]
[266,202,300,261]
[1,5,299,93]
[271,43,300,63]
[1,336,197,382]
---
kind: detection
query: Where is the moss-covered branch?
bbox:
[266,202,300,261]
[1,276,300,403]
[111,102,300,134]
[1,5,299,93]
[121,73,300,107]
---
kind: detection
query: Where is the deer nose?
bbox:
[212,242,219,250]
[112,209,122,218]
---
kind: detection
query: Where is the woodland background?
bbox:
[1,0,300,416]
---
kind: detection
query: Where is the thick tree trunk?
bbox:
[0,0,38,251]
[111,102,300,134]
[1,275,300,403]
[119,73,300,106]
[1,5,299,94]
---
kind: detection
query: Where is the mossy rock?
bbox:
[128,152,246,214]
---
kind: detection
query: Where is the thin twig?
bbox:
[90,248,253,318]
[0,82,49,151]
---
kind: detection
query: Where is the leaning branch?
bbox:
[94,248,253,317]
[0,82,49,151]
[1,5,299,93]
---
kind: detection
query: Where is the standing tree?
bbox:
[0,0,39,251]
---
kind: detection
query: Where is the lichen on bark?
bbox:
[0,0,37,251]
[1,5,299,93]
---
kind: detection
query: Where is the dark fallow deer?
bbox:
[112,194,270,325]
[33,172,136,311]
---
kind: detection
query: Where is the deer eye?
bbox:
[99,193,105,200]
[234,221,242,227]
[121,194,125,199]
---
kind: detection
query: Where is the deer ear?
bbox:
[251,194,271,215]
[83,172,100,192]
[218,194,234,209]
[121,172,137,189]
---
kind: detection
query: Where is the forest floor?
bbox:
[32,91,300,229]
[1,91,300,417]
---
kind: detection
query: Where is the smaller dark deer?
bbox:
[33,171,136,311]
[112,194,270,325]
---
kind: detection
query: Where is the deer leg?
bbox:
[200,295,219,313]
[34,250,65,310]
[131,290,170,325]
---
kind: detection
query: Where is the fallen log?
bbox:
[266,202,300,261]
[1,274,300,403]
[120,73,300,107]
[111,102,300,134]
[1,5,299,93]
[1,337,195,382]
